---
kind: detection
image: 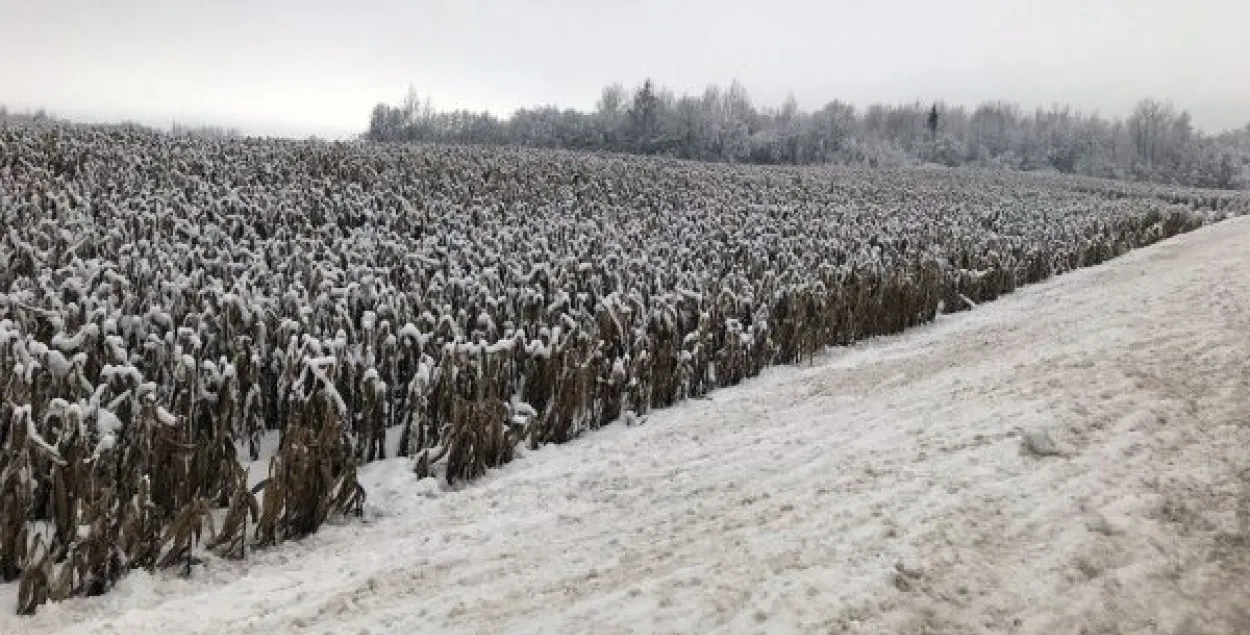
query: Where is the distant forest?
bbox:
[365,80,1250,190]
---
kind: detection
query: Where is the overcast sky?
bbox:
[2,0,1247,139]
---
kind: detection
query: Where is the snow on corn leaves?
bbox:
[0,119,1246,614]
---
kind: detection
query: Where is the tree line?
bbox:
[1,106,242,140]
[365,80,1250,190]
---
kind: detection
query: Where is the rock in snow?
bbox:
[1021,429,1063,457]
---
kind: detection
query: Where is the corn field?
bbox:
[1,120,1246,615]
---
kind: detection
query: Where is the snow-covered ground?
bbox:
[7,217,1250,634]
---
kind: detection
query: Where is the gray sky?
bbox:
[2,0,1248,139]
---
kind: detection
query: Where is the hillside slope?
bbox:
[6,217,1250,634]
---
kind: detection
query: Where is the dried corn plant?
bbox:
[0,119,1247,614]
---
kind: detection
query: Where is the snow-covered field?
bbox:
[6,217,1250,634]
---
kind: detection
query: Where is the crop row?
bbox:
[1,121,1246,614]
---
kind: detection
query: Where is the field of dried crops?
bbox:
[1,120,1247,615]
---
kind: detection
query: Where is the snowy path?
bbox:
[7,217,1250,634]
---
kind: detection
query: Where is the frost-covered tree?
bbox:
[596,83,628,148]
[628,79,663,152]
[360,81,1248,189]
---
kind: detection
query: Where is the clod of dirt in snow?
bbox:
[895,559,925,579]
[1021,429,1063,457]
[1085,512,1124,536]
[892,559,926,592]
